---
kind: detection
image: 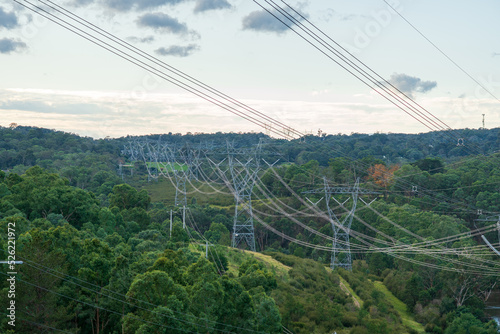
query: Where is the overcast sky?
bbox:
[0,0,499,138]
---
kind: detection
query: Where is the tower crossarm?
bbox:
[475,214,500,222]
[303,187,380,195]
[302,178,379,271]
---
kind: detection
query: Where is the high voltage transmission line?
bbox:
[127,131,500,224]
[14,0,497,218]
[303,178,380,270]
[380,0,500,105]
[123,136,500,272]
[15,0,484,153]
[253,0,487,155]
[13,0,500,273]
[208,158,500,274]
[257,0,451,130]
[13,0,303,140]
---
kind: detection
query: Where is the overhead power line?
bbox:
[381,0,500,104]
[13,0,500,272]
[256,0,449,131]
[16,0,495,218]
[248,0,500,216]
[254,0,486,156]
[7,250,268,334]
[14,0,303,140]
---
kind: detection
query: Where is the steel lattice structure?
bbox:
[121,137,199,207]
[123,137,282,252]
[225,140,264,251]
[304,178,379,271]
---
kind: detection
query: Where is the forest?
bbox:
[0,124,499,334]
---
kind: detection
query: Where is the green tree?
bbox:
[9,231,76,333]
[109,184,150,210]
[204,222,230,245]
[125,270,191,334]
[5,166,98,228]
[253,292,282,334]
[444,312,498,334]
[77,238,115,334]
[239,258,277,293]
[412,157,443,174]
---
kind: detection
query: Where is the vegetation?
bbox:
[0,125,498,333]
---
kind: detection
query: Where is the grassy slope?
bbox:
[225,248,291,277]
[235,251,424,333]
[129,175,234,206]
[337,274,363,308]
[133,175,424,332]
[372,280,425,333]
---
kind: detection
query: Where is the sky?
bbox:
[0,0,499,138]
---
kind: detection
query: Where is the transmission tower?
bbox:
[304,178,378,271]
[122,137,210,208]
[161,143,188,207]
[121,138,141,162]
[225,140,263,251]
[169,147,187,207]
[144,139,160,182]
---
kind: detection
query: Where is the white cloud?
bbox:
[194,0,231,13]
[0,6,19,29]
[0,38,27,54]
[386,73,437,98]
[1,89,497,139]
[242,7,308,34]
[155,44,199,57]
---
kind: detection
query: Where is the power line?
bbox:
[14,0,300,140]
[133,141,499,269]
[380,0,500,104]
[255,0,451,133]
[0,311,75,334]
[18,0,496,220]
[132,139,500,271]
[247,0,500,217]
[255,0,487,157]
[14,0,499,276]
[259,163,500,270]
[8,252,268,334]
[0,271,214,334]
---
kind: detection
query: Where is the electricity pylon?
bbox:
[304,178,379,271]
[121,137,141,162]
[122,138,189,206]
[165,145,188,207]
[226,140,263,251]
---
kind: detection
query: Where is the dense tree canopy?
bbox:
[0,126,498,333]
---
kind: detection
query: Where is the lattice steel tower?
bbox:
[305,178,378,270]
[168,145,188,208]
[227,140,262,251]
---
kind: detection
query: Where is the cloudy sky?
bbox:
[0,0,499,138]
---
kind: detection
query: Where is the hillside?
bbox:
[0,126,498,333]
[223,247,424,334]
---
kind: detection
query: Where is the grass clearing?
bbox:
[244,250,291,277]
[372,280,424,333]
[130,176,234,206]
[144,161,188,172]
[337,273,363,308]
[223,248,291,277]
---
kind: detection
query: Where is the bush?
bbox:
[342,313,358,327]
